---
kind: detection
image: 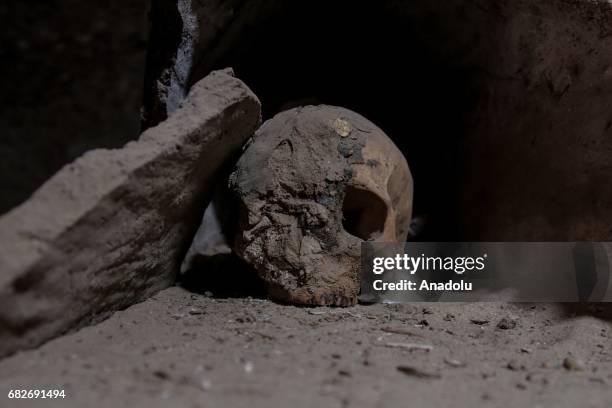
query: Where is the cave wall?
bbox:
[0,0,149,213]
[438,0,612,240]
[387,0,612,240]
[3,0,611,241]
[145,0,612,241]
[141,0,284,128]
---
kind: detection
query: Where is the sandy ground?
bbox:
[0,286,611,408]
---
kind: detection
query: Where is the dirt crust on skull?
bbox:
[230,105,412,306]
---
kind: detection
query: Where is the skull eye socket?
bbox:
[342,186,388,241]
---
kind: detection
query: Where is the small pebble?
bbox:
[444,358,466,368]
[563,356,585,371]
[153,370,170,380]
[200,379,212,390]
[338,369,351,377]
[506,360,524,371]
[470,319,489,325]
[497,318,517,330]
[396,365,441,379]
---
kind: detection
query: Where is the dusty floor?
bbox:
[1,286,611,407]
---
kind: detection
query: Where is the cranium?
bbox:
[229,105,412,306]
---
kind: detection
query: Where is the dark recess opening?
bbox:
[342,186,388,241]
[203,0,473,240]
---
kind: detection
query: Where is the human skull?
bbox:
[229,105,412,306]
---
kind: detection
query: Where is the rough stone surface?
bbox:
[230,106,412,306]
[383,0,612,240]
[142,0,281,129]
[0,69,261,358]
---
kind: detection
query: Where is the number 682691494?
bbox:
[8,389,66,399]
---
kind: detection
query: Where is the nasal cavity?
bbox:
[342,186,388,241]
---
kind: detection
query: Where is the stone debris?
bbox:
[443,313,456,321]
[384,342,433,352]
[506,360,526,371]
[444,358,466,368]
[0,69,261,357]
[396,365,441,379]
[563,356,585,371]
[470,319,490,325]
[380,327,423,337]
[497,318,517,330]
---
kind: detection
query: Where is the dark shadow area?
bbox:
[181,2,612,315]
[0,0,149,213]
[342,186,388,240]
[141,0,183,130]
[178,0,478,300]
[560,303,612,323]
[198,0,475,240]
[179,254,267,299]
